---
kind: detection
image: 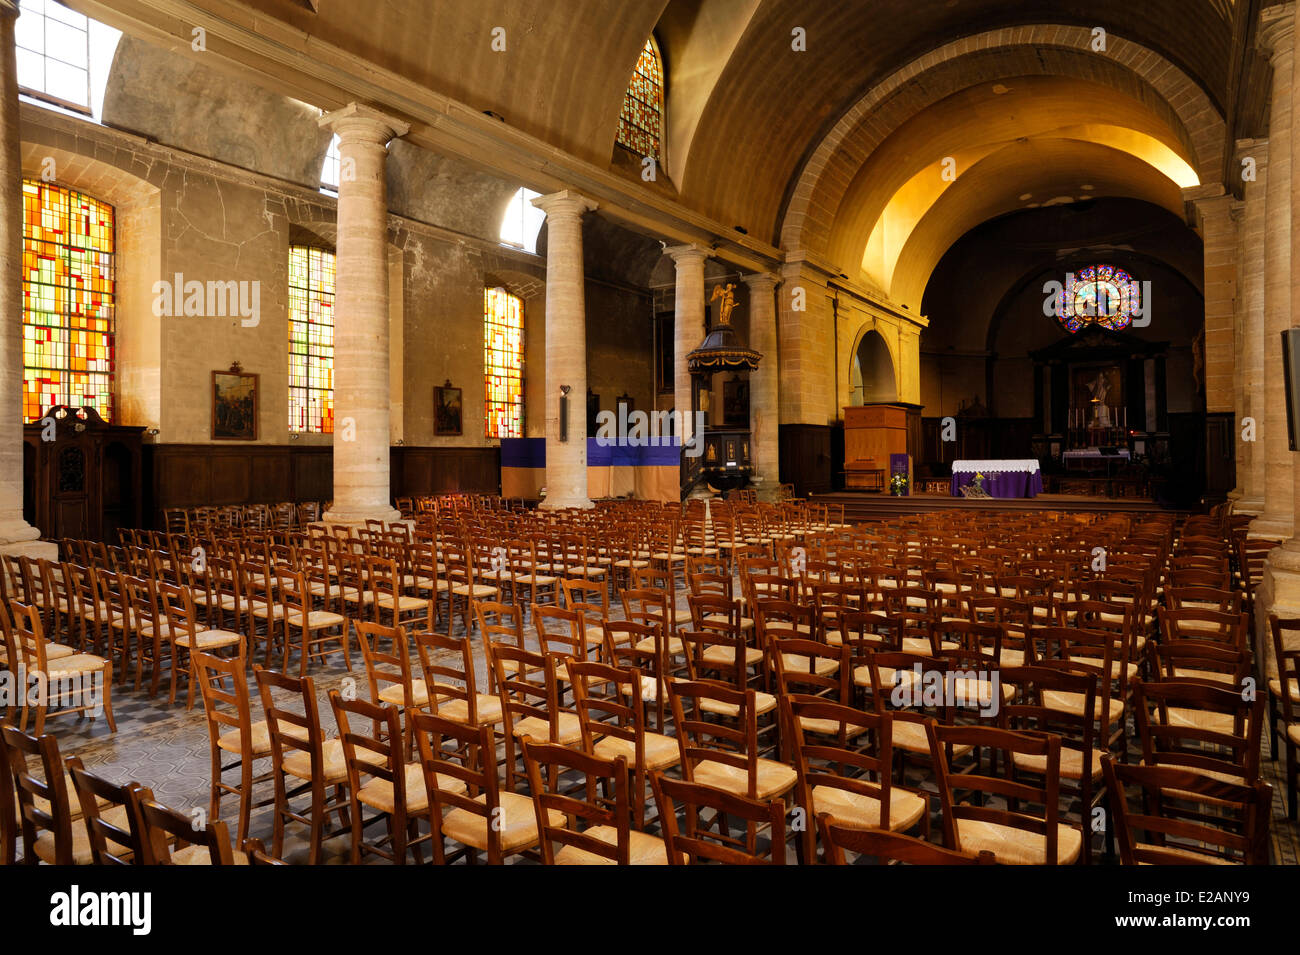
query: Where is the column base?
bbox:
[0,520,57,561]
[320,506,403,526]
[1256,549,1300,685]
[1248,513,1293,539]
[1233,496,1264,516]
[538,497,594,511]
[750,476,781,503]
[0,539,58,561]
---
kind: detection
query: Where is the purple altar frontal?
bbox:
[949,459,1043,499]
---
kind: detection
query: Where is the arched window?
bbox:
[615,36,664,159]
[1058,264,1139,333]
[21,179,115,422]
[484,287,524,438]
[288,244,335,433]
[500,187,545,254]
[320,134,341,195]
[15,0,121,120]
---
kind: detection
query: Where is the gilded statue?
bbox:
[709,283,738,326]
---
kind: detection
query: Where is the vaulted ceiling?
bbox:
[74,0,1268,300]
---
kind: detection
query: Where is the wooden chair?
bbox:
[569,658,678,828]
[8,599,115,734]
[522,738,672,864]
[490,644,580,791]
[194,647,273,844]
[650,772,787,865]
[816,815,995,865]
[1270,615,1300,819]
[67,758,151,866]
[242,836,289,864]
[928,721,1082,865]
[368,554,434,633]
[1101,756,1272,865]
[157,580,240,709]
[355,619,426,754]
[413,629,503,728]
[2,724,125,864]
[254,666,366,865]
[330,691,434,864]
[278,566,350,676]
[411,711,550,864]
[1131,678,1263,784]
[784,696,928,864]
[137,798,243,865]
[667,678,797,849]
[472,599,526,693]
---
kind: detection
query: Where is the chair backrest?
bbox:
[1132,678,1263,782]
[816,815,995,865]
[1,723,76,863]
[667,679,760,796]
[194,647,255,767]
[67,757,151,866]
[532,604,587,661]
[409,711,503,863]
[1101,756,1272,865]
[355,619,420,711]
[412,629,480,722]
[650,772,786,865]
[329,690,405,814]
[253,665,328,785]
[522,739,634,864]
[928,721,1071,864]
[138,798,235,865]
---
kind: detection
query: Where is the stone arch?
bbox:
[781,25,1226,259]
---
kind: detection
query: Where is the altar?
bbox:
[950,459,1043,498]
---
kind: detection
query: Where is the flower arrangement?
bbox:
[971,472,985,492]
[889,473,909,496]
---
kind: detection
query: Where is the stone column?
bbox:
[533,190,597,510]
[0,4,52,559]
[1235,139,1268,513]
[1251,3,1295,542]
[667,244,711,445]
[743,273,781,499]
[319,104,407,526]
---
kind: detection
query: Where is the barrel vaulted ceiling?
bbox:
[72,0,1268,304]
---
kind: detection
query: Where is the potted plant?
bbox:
[889,473,909,496]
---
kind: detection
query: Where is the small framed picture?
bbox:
[435,381,463,436]
[211,368,258,440]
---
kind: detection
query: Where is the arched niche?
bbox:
[849,328,898,405]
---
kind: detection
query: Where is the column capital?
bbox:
[1258,2,1295,62]
[741,271,781,292]
[664,242,713,265]
[531,189,597,219]
[318,103,410,145]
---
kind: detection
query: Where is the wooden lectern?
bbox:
[843,403,908,491]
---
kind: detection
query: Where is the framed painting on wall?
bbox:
[435,381,463,436]
[211,367,258,440]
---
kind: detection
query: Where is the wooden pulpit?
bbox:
[843,403,909,491]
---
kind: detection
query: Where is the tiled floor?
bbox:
[30,594,1300,865]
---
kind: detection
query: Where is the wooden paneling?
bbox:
[145,444,500,528]
[780,424,832,496]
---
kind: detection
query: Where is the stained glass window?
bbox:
[21,179,115,422]
[1058,264,1139,333]
[616,37,663,159]
[288,245,335,433]
[484,287,523,439]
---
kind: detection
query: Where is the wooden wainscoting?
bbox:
[779,424,832,497]
[144,444,500,528]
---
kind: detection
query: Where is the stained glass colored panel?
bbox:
[21,178,114,422]
[484,287,523,439]
[616,37,663,159]
[287,245,335,433]
[1060,263,1139,334]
